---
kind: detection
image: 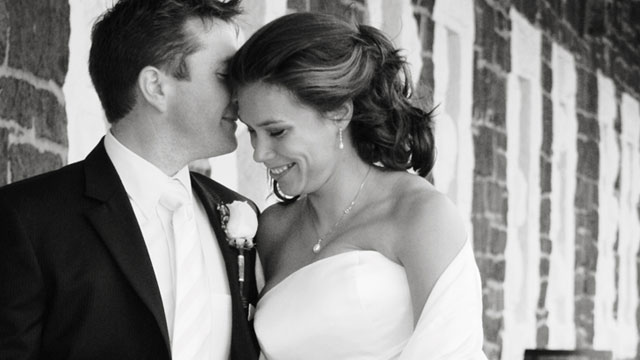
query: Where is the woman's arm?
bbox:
[395,191,487,359]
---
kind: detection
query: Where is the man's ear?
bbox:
[326,100,353,128]
[137,66,169,113]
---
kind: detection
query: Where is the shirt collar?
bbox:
[104,131,192,221]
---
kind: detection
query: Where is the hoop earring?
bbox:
[338,128,344,150]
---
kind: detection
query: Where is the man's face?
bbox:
[166,18,239,160]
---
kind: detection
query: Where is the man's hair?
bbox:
[89,0,241,123]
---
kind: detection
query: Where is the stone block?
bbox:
[483,286,504,311]
[540,157,552,193]
[586,209,600,238]
[491,258,506,282]
[473,126,494,177]
[472,64,488,116]
[576,67,599,114]
[495,34,511,72]
[472,180,486,213]
[0,128,7,186]
[536,323,549,348]
[541,61,553,94]
[483,313,503,343]
[0,78,33,128]
[415,57,434,109]
[577,114,601,142]
[574,270,585,296]
[585,272,596,296]
[537,279,548,308]
[0,78,67,145]
[488,181,504,213]
[541,236,552,254]
[576,138,600,180]
[575,176,591,209]
[539,257,550,278]
[540,197,551,233]
[420,16,435,53]
[0,0,7,62]
[472,215,490,251]
[496,151,507,180]
[490,227,507,255]
[542,95,553,153]
[8,143,63,182]
[5,0,70,86]
[474,0,495,51]
[539,4,559,36]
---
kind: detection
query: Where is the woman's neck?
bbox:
[304,159,373,232]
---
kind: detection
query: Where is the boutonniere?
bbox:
[218,200,258,308]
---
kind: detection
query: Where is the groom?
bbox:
[0,0,259,359]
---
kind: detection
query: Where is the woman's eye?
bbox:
[269,129,286,137]
[216,72,228,80]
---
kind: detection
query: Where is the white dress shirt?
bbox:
[104,131,232,359]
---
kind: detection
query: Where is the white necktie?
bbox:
[159,180,212,360]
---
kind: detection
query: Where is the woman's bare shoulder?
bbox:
[389,174,467,261]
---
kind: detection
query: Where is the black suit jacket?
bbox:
[0,141,260,360]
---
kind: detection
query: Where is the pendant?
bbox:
[312,242,322,253]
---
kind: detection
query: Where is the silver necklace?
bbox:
[308,166,372,254]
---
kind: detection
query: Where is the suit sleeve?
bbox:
[0,194,45,360]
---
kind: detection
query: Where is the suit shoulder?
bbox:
[0,161,85,202]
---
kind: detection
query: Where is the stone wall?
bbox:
[510,0,640,356]
[0,0,70,185]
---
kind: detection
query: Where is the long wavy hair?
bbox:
[229,12,435,201]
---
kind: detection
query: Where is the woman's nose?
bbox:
[252,137,274,163]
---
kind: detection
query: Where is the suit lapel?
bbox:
[83,141,171,352]
[191,175,259,360]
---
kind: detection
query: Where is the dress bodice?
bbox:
[255,251,414,360]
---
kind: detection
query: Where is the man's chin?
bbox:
[209,140,238,157]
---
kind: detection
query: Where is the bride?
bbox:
[229,12,487,359]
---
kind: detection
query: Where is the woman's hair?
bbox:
[229,12,435,199]
[89,0,241,123]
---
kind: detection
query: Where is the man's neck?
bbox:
[110,118,187,177]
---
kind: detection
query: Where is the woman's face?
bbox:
[237,82,339,196]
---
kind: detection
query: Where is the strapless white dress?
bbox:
[254,240,487,360]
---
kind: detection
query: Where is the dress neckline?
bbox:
[259,250,400,301]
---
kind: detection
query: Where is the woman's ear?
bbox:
[326,100,353,128]
[137,66,169,113]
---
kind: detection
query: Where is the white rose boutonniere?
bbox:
[218,200,258,309]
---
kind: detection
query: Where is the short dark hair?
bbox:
[229,12,436,200]
[89,0,241,123]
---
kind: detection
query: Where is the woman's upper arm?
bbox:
[395,191,467,323]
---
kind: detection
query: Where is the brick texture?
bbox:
[8,143,63,182]
[4,0,70,86]
[471,1,511,357]
[0,0,69,184]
